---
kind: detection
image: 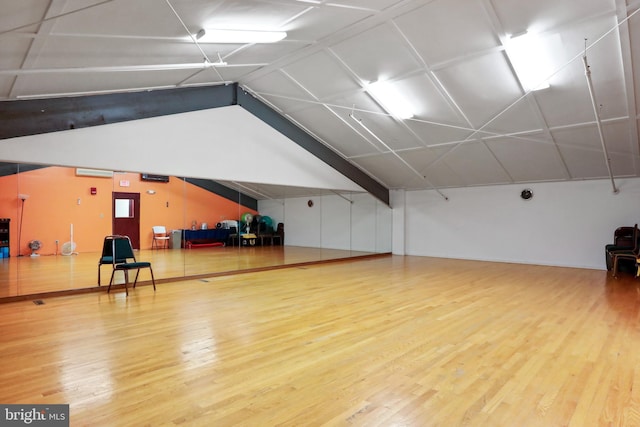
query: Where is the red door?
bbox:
[112,192,140,249]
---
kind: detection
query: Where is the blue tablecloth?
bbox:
[183,228,230,244]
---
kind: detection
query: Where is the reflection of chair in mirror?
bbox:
[98,235,127,285]
[108,235,156,296]
[273,222,284,245]
[228,226,239,246]
[152,225,170,249]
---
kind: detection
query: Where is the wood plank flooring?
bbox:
[0,256,638,426]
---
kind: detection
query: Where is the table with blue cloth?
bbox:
[183,229,230,247]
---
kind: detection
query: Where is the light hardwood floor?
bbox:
[0,255,638,426]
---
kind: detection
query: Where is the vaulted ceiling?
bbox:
[1,0,639,199]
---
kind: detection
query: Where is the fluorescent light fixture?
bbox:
[504,31,552,91]
[195,29,286,44]
[366,80,414,120]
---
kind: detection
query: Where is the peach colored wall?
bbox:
[0,167,256,256]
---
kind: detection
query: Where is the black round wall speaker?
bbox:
[520,189,533,200]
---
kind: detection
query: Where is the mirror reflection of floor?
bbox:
[0,246,383,300]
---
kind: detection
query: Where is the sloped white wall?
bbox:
[0,106,364,192]
[393,178,640,269]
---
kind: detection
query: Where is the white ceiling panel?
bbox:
[484,135,569,182]
[406,120,474,148]
[0,37,33,70]
[0,0,47,32]
[11,69,209,98]
[395,73,465,124]
[554,123,636,178]
[245,72,316,113]
[282,50,361,99]
[283,4,376,41]
[525,14,626,127]
[330,22,423,83]
[490,0,615,35]
[350,110,425,151]
[351,153,419,189]
[397,146,467,189]
[221,42,307,65]
[177,0,307,33]
[395,0,500,66]
[434,50,527,128]
[439,141,512,185]
[287,105,381,158]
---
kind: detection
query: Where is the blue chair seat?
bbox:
[116,262,152,270]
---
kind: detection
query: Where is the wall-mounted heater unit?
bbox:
[75,168,114,178]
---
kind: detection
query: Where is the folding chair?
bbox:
[107,235,156,295]
[152,225,170,249]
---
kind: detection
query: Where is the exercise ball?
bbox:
[260,216,273,228]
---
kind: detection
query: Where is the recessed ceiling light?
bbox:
[195,29,287,44]
[366,80,414,120]
[504,31,553,92]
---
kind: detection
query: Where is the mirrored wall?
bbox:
[0,163,392,299]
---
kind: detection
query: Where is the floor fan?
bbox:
[28,240,42,257]
[61,223,78,256]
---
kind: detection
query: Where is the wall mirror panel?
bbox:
[0,163,391,300]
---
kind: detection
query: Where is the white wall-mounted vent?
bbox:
[75,168,114,178]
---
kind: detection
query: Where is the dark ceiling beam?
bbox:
[0,84,237,139]
[184,178,257,211]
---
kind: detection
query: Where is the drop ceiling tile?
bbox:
[396,73,467,124]
[284,4,375,41]
[325,0,401,9]
[13,70,204,98]
[244,72,318,114]
[52,0,183,36]
[490,0,614,35]
[485,135,568,182]
[351,152,419,189]
[352,110,427,151]
[282,50,361,99]
[330,22,423,83]
[559,144,614,179]
[533,15,626,127]
[0,0,47,32]
[552,122,633,154]
[553,122,636,178]
[434,50,529,129]
[407,120,473,148]
[288,105,382,158]
[31,37,205,68]
[0,78,13,99]
[397,147,467,189]
[439,141,512,185]
[395,0,500,65]
[0,37,32,69]
[224,42,307,65]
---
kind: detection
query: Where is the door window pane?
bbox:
[115,199,134,218]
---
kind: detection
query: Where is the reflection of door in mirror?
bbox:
[113,192,140,249]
